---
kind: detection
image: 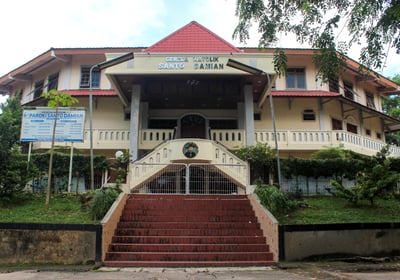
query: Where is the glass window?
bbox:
[34,80,44,99]
[286,68,306,89]
[332,118,343,130]
[346,123,358,134]
[303,109,316,121]
[80,66,100,88]
[344,81,354,100]
[329,78,340,93]
[47,72,59,91]
[366,92,376,109]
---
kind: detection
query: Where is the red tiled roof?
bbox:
[62,89,117,96]
[272,90,341,97]
[145,21,242,53]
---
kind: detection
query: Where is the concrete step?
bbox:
[115,228,264,236]
[103,260,276,267]
[117,221,261,229]
[104,194,275,267]
[105,251,274,262]
[120,214,258,223]
[108,243,269,253]
[111,235,267,244]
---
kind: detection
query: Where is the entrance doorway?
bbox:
[180,114,206,138]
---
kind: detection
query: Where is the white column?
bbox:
[129,84,141,161]
[244,84,255,146]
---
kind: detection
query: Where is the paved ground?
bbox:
[1,261,400,280]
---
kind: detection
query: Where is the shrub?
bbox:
[88,187,121,220]
[234,143,273,183]
[255,181,296,217]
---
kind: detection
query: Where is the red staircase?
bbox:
[103,194,275,267]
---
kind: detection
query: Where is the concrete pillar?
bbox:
[244,84,255,146]
[129,84,141,161]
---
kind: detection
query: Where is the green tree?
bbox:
[234,143,273,183]
[42,90,78,209]
[331,147,399,206]
[0,94,37,201]
[382,74,400,145]
[234,0,400,80]
[311,147,347,159]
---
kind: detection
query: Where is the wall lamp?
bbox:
[89,52,134,190]
[226,58,282,186]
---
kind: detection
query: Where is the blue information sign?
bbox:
[20,107,86,142]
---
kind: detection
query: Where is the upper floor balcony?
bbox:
[32,128,400,158]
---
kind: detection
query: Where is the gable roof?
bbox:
[145,21,242,53]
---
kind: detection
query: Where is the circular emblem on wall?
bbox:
[182,142,198,158]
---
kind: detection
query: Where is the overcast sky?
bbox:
[1,0,399,105]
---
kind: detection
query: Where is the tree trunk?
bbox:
[45,107,58,209]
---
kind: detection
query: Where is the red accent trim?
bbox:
[272,90,341,97]
[62,89,117,96]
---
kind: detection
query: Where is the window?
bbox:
[365,129,371,136]
[329,78,340,93]
[343,81,354,100]
[253,113,261,121]
[376,132,382,139]
[34,80,44,99]
[332,118,343,130]
[80,66,100,88]
[346,123,358,134]
[366,92,376,109]
[47,72,59,91]
[286,68,306,89]
[303,109,316,121]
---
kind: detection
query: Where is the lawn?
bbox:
[0,193,96,224]
[279,196,400,225]
[1,193,399,225]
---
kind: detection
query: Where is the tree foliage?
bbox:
[0,95,38,201]
[234,0,400,79]
[331,147,400,206]
[234,143,273,182]
[382,74,400,145]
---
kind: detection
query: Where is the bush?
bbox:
[255,181,296,217]
[88,187,121,220]
[0,146,38,202]
[234,143,273,183]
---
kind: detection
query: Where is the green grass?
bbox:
[1,193,399,225]
[280,196,400,225]
[0,193,96,224]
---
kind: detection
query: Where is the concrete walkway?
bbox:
[0,264,400,280]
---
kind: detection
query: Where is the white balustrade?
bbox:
[32,128,400,158]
